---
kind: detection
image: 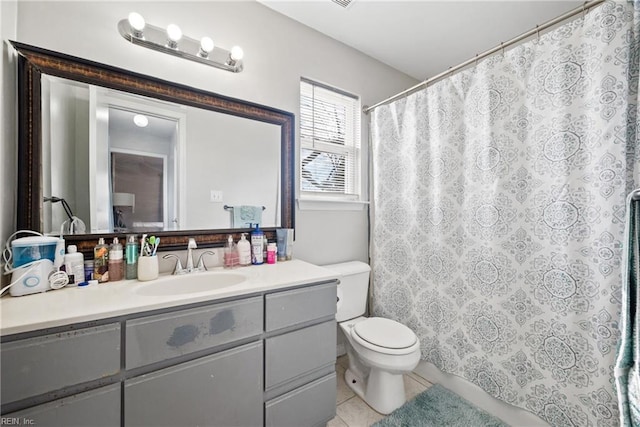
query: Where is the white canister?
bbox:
[137,256,159,281]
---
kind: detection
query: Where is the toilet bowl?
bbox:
[323,261,421,415]
[339,316,420,414]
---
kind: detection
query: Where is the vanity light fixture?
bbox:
[166,24,182,49]
[118,13,244,72]
[199,37,214,58]
[128,12,145,38]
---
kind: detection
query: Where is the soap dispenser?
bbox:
[224,235,239,269]
[237,233,251,266]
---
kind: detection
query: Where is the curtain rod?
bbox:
[363,0,605,114]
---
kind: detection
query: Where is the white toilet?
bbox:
[324,261,421,415]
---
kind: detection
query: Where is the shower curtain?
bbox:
[370,2,640,426]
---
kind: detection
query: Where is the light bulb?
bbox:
[128,12,145,37]
[133,114,149,128]
[166,24,182,48]
[230,46,244,61]
[199,37,214,57]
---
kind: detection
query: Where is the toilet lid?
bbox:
[353,317,417,349]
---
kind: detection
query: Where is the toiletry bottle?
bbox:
[84,259,94,281]
[251,224,264,265]
[276,229,287,262]
[64,245,84,286]
[224,235,239,269]
[263,239,268,263]
[125,234,138,280]
[286,228,294,260]
[267,243,277,265]
[108,237,124,282]
[94,238,109,282]
[238,233,251,266]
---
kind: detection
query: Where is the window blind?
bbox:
[300,79,361,198]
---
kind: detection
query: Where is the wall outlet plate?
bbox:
[210,190,223,202]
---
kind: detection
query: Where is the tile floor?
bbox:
[329,355,433,427]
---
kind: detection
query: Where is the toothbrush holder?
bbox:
[137,255,159,281]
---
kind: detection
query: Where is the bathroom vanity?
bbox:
[0,260,338,427]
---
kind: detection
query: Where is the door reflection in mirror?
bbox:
[108,106,180,233]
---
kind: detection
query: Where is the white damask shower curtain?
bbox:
[370,2,640,426]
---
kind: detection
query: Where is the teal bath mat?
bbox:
[372,384,509,427]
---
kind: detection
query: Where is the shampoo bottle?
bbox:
[251,224,264,265]
[238,233,251,266]
[94,238,109,282]
[64,245,84,286]
[108,237,124,282]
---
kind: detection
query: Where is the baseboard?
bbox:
[413,361,549,427]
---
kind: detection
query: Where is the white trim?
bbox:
[297,198,369,211]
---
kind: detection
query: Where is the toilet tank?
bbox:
[323,261,371,322]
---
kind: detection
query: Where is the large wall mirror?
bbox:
[12,41,295,253]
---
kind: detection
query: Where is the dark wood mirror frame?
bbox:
[11,41,295,254]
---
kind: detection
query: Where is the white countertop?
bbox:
[1,259,338,336]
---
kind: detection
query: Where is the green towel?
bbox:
[232,205,263,229]
[615,192,640,427]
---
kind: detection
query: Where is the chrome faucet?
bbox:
[163,238,216,275]
[163,254,186,275]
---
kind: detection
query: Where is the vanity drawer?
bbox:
[265,373,337,427]
[125,341,263,427]
[126,296,262,369]
[265,282,337,331]
[1,323,121,405]
[265,320,336,389]
[5,383,120,427]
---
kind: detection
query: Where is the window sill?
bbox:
[297,198,369,211]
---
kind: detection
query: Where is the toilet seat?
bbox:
[351,317,418,355]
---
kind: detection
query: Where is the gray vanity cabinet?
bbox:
[125,341,263,427]
[264,282,338,427]
[1,279,338,427]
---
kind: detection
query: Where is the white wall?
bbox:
[1,1,18,285]
[7,1,418,265]
[184,107,281,230]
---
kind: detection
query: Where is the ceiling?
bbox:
[258,0,584,81]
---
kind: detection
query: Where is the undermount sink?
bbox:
[135,271,247,296]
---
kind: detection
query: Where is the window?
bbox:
[300,78,361,201]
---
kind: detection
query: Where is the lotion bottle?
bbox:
[125,234,138,280]
[250,224,264,265]
[108,237,124,282]
[94,238,109,282]
[267,243,277,265]
[64,245,84,286]
[237,233,251,266]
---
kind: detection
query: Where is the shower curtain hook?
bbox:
[501,42,505,57]
[582,1,587,18]
[536,25,541,41]
[475,54,479,66]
